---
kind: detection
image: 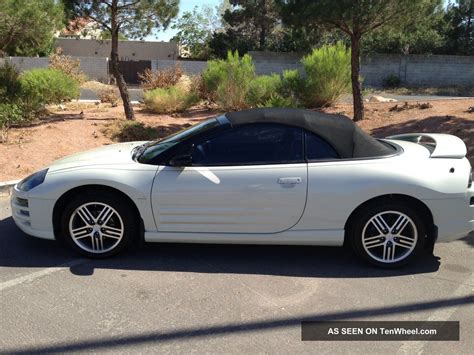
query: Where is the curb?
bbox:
[0,180,19,196]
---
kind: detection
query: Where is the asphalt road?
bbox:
[1,195,473,354]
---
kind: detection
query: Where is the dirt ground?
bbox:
[0,99,472,181]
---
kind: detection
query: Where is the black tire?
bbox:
[59,191,138,258]
[348,201,425,268]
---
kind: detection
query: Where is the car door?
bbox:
[151,123,308,234]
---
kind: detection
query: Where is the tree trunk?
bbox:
[350,34,364,121]
[110,0,134,120]
[259,0,267,49]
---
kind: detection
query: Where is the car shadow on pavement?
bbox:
[0,217,443,278]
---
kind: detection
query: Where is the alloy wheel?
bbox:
[68,202,124,254]
[361,210,418,264]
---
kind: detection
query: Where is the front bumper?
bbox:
[10,185,56,240]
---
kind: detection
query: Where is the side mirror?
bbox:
[169,153,192,167]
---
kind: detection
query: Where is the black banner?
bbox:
[301,321,459,341]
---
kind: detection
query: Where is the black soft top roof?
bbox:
[225,108,393,158]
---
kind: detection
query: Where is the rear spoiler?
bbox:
[386,133,467,158]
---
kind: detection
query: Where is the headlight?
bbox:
[17,169,49,191]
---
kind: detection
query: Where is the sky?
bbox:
[145,0,221,42]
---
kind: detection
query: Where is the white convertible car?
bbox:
[11,108,474,268]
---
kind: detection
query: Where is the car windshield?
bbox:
[138,118,221,163]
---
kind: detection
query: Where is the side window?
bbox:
[306,132,339,160]
[191,124,304,166]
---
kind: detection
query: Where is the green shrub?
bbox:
[300,42,351,107]
[143,84,199,114]
[19,68,80,113]
[102,121,158,142]
[246,74,282,107]
[257,93,299,108]
[383,73,401,88]
[0,103,24,142]
[0,62,22,102]
[280,69,305,105]
[202,50,255,110]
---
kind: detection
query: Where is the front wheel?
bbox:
[349,202,425,268]
[59,191,138,258]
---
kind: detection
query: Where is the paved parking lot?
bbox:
[0,195,473,354]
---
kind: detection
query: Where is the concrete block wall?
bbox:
[2,54,472,87]
[151,59,207,74]
[151,59,302,76]
[3,57,109,82]
[404,55,474,86]
[361,54,474,87]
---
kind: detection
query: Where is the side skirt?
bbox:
[144,229,344,246]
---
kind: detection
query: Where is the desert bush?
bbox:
[49,48,87,84]
[202,51,255,110]
[257,93,299,108]
[383,73,401,88]
[0,103,24,142]
[98,86,120,105]
[300,42,351,107]
[102,121,158,142]
[19,68,80,113]
[281,69,304,102]
[0,61,22,102]
[143,83,199,114]
[190,74,206,100]
[246,74,282,107]
[139,64,183,90]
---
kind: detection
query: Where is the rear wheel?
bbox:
[349,202,425,268]
[59,192,137,258]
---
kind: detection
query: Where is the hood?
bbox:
[48,141,148,172]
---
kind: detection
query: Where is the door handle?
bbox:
[278,177,302,185]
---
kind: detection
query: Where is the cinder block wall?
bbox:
[361,54,474,87]
[5,57,109,82]
[3,54,473,87]
[151,59,301,76]
[154,55,474,87]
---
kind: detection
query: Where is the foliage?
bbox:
[0,61,22,103]
[443,0,474,55]
[99,30,128,40]
[0,103,23,142]
[246,74,282,107]
[361,2,449,55]
[103,121,158,142]
[223,0,280,50]
[280,69,305,104]
[383,74,401,88]
[66,0,180,120]
[202,51,255,110]
[278,0,440,121]
[143,84,199,114]
[139,65,183,90]
[300,43,351,107]
[171,5,221,59]
[257,93,299,108]
[48,48,87,84]
[98,87,120,106]
[0,0,64,56]
[19,68,80,113]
